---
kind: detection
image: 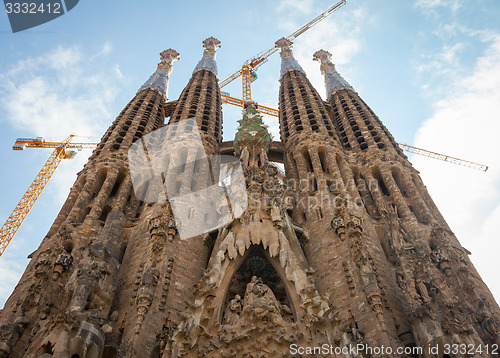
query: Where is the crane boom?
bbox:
[221,93,279,117]
[219,0,347,99]
[288,0,346,42]
[398,143,488,172]
[13,137,97,150]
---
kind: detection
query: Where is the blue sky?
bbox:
[1,0,499,306]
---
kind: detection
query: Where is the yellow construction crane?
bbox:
[0,136,97,258]
[398,143,488,172]
[219,0,347,102]
[220,93,279,117]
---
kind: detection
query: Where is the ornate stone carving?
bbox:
[331,215,345,239]
[52,251,73,280]
[223,295,242,326]
[135,265,160,334]
[475,299,500,340]
[34,249,52,278]
[159,257,175,312]
[0,309,29,358]
[441,305,473,335]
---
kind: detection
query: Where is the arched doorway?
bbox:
[221,245,294,323]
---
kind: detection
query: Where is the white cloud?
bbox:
[263,115,280,140]
[114,64,124,79]
[415,42,464,88]
[414,23,500,96]
[415,0,464,13]
[276,0,315,33]
[0,45,120,137]
[0,255,27,303]
[90,41,113,60]
[101,41,112,55]
[413,34,500,302]
[277,0,315,18]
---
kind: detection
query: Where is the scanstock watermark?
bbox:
[128,118,248,241]
[290,343,499,356]
[3,0,79,33]
[290,343,424,356]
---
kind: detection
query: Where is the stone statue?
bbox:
[224,295,242,325]
[280,303,293,322]
[414,271,431,303]
[242,276,284,326]
[243,276,279,308]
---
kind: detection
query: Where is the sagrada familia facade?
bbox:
[0,36,498,357]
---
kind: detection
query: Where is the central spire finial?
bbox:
[233,103,272,170]
[194,36,221,76]
[275,37,305,79]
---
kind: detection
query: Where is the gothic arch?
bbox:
[210,244,304,327]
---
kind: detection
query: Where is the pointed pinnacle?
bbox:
[202,37,221,52]
[313,49,353,97]
[193,37,221,76]
[275,37,293,51]
[313,49,333,65]
[160,49,180,65]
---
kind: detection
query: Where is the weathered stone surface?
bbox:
[0,40,498,358]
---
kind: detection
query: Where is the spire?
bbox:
[313,49,353,98]
[193,37,221,76]
[275,37,305,79]
[140,49,180,100]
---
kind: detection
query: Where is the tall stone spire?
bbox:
[275,37,305,79]
[314,48,406,156]
[193,37,221,76]
[140,48,180,100]
[313,49,352,98]
[170,37,223,147]
[0,48,180,358]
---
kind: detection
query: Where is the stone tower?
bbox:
[0,36,499,358]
